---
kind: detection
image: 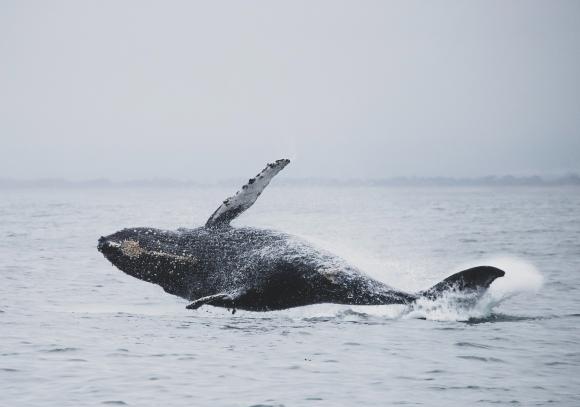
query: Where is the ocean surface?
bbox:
[1,186,579,406]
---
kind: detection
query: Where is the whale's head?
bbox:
[98,228,198,298]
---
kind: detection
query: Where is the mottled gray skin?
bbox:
[98,226,417,311]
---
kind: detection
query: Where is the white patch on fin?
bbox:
[205,159,290,227]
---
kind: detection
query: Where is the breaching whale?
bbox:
[98,159,505,312]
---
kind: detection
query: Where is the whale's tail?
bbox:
[417,266,505,301]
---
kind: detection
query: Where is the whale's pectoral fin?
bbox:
[205,159,290,228]
[186,293,238,313]
[418,266,505,300]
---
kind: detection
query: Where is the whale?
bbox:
[98,159,505,312]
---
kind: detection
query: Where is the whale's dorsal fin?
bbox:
[205,159,290,228]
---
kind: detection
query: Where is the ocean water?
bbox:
[1,186,579,406]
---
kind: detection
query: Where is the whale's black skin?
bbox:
[97,226,421,311]
[97,159,505,312]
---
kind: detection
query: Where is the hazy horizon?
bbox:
[1,1,579,181]
[2,172,579,189]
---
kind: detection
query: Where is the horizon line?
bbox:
[1,173,579,188]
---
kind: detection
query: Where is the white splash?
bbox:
[485,256,544,300]
[281,256,544,322]
[407,256,543,321]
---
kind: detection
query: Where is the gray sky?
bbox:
[1,0,579,181]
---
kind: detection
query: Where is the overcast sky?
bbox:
[1,1,579,181]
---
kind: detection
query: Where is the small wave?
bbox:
[455,342,490,349]
[296,303,409,321]
[44,347,79,353]
[457,355,506,363]
[466,313,545,324]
